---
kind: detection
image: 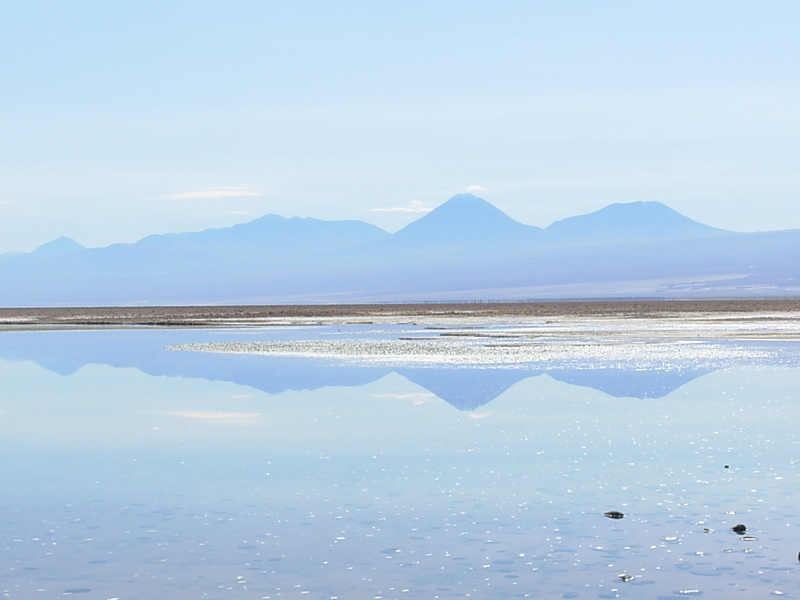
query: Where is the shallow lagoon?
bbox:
[2,324,800,599]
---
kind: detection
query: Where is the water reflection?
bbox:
[1,327,800,598]
[0,327,795,406]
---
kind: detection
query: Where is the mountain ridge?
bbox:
[1,194,798,305]
[542,200,731,245]
[9,196,742,254]
[32,236,86,255]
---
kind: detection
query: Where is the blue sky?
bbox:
[2,1,799,252]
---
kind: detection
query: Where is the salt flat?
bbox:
[3,301,800,599]
[2,300,800,337]
[163,302,800,370]
[5,300,800,368]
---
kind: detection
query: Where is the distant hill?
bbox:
[31,236,86,255]
[543,201,729,245]
[1,193,798,305]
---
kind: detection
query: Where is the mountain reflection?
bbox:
[0,328,794,410]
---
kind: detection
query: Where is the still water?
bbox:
[1,325,800,599]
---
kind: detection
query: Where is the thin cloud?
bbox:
[229,210,251,215]
[466,185,489,193]
[166,188,261,200]
[370,200,433,213]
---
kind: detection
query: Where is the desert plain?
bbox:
[1,299,799,341]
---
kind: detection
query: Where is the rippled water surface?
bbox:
[1,324,800,599]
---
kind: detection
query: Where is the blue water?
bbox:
[1,326,799,599]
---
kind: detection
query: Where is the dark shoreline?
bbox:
[1,299,799,329]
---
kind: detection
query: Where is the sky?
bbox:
[2,1,799,252]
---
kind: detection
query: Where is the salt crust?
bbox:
[167,316,793,369]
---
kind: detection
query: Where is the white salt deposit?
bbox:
[167,337,770,370]
[167,314,800,369]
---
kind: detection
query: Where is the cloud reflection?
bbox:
[166,410,263,423]
[467,412,491,419]
[373,392,437,406]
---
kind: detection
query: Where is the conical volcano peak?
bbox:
[440,192,492,205]
[431,193,512,217]
[391,193,539,246]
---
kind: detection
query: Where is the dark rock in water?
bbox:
[797,550,800,563]
[731,524,747,534]
[604,510,625,519]
[724,464,730,469]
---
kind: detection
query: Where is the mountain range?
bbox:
[2,193,799,306]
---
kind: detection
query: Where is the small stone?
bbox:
[604,510,625,519]
[618,574,634,582]
[731,524,747,534]
[702,527,714,533]
[724,465,730,469]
